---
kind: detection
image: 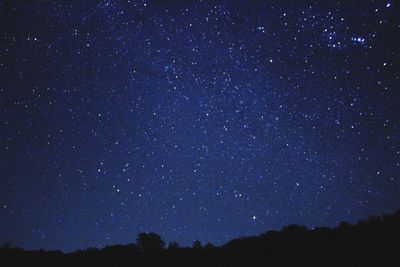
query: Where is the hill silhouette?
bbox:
[1,209,399,266]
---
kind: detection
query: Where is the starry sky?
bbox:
[1,0,400,252]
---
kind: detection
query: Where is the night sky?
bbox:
[1,0,400,252]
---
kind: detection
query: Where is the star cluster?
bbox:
[0,0,399,252]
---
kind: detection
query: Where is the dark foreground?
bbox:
[1,210,399,267]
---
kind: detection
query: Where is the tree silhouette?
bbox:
[192,240,203,250]
[167,241,180,251]
[0,242,12,249]
[136,232,165,253]
[204,243,215,250]
[1,209,399,266]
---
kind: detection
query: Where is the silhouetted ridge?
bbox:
[1,209,400,266]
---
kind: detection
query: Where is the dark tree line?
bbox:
[1,209,400,266]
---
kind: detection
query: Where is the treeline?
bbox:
[1,209,399,266]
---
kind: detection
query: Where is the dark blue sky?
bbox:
[1,0,399,252]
